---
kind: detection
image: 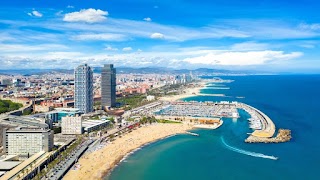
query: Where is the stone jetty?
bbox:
[245,129,292,143]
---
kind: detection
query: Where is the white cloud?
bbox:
[143,17,152,22]
[219,20,319,39]
[71,33,127,41]
[231,41,269,51]
[55,10,64,16]
[122,47,133,51]
[137,49,142,52]
[67,5,74,9]
[299,23,320,30]
[28,10,43,17]
[0,47,304,70]
[184,51,303,66]
[105,46,118,51]
[0,35,15,42]
[63,8,108,23]
[0,43,68,52]
[41,51,83,59]
[19,17,250,41]
[150,32,165,39]
[299,44,315,48]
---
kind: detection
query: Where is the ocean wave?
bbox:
[221,137,278,160]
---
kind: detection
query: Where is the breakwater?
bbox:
[236,102,292,143]
[245,129,292,143]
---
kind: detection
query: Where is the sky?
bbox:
[0,0,320,73]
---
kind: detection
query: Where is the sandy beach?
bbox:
[159,82,225,102]
[64,123,192,180]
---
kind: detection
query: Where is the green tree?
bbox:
[0,99,23,114]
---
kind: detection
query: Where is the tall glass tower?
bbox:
[101,64,116,108]
[74,64,94,113]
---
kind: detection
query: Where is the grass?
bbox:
[157,119,182,124]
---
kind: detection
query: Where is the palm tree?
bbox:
[21,169,25,180]
[26,167,30,178]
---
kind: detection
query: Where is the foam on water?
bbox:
[221,137,278,160]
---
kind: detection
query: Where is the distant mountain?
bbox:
[0,67,271,76]
[0,69,74,76]
[95,67,250,75]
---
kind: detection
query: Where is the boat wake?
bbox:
[221,137,278,160]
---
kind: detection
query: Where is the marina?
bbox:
[153,100,290,143]
[154,101,239,119]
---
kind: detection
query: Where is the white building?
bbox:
[82,120,110,133]
[2,128,54,157]
[61,116,83,135]
[146,95,155,101]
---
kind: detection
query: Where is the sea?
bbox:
[105,75,320,180]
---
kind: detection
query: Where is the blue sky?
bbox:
[1,0,320,72]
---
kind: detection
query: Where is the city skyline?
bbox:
[1,0,320,73]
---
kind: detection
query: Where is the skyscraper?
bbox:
[101,64,116,108]
[74,64,94,113]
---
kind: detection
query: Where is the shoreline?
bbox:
[159,81,225,102]
[63,123,193,180]
[104,133,179,178]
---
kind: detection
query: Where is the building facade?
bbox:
[101,64,116,108]
[3,128,54,156]
[1,78,12,86]
[74,64,94,113]
[45,108,82,123]
[61,116,83,135]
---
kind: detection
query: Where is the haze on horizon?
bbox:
[0,0,320,73]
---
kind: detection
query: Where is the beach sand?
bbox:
[160,86,203,101]
[63,123,192,180]
[159,82,225,102]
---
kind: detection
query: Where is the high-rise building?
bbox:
[101,64,116,108]
[1,78,12,86]
[74,64,94,113]
[2,128,54,156]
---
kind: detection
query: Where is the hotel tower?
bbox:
[101,64,116,108]
[74,64,94,113]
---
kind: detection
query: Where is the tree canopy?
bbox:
[0,99,23,114]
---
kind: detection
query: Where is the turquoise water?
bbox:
[106,75,320,180]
